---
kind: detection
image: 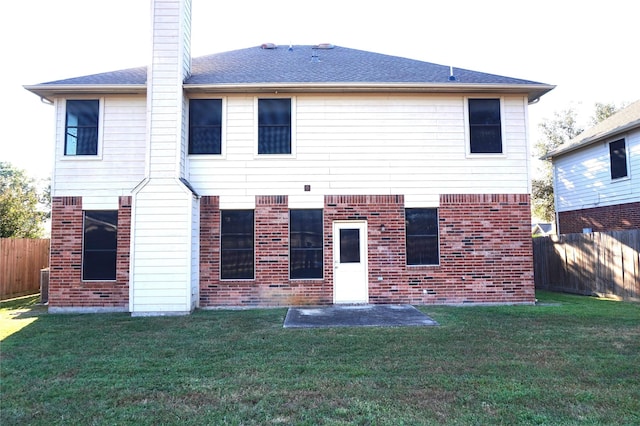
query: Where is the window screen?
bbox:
[406,208,439,265]
[290,210,323,279]
[221,210,254,279]
[469,99,502,154]
[189,99,222,154]
[83,210,117,281]
[258,98,291,154]
[65,100,99,155]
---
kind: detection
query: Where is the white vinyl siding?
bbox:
[554,129,640,212]
[130,180,196,313]
[189,94,531,207]
[53,96,146,197]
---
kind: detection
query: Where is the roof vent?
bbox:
[314,43,335,49]
[448,66,457,81]
[261,43,277,49]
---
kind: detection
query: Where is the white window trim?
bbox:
[254,96,297,158]
[608,137,631,182]
[464,96,507,158]
[60,97,105,161]
[186,96,227,159]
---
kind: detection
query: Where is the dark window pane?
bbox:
[220,250,255,280]
[189,99,222,154]
[609,139,628,179]
[406,236,438,265]
[290,209,323,279]
[83,210,117,281]
[406,209,438,235]
[83,251,117,281]
[258,98,291,154]
[406,208,439,265]
[221,210,254,279]
[339,228,361,263]
[469,99,502,154]
[290,250,323,279]
[65,100,99,155]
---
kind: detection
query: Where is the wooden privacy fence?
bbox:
[533,230,640,301]
[0,238,50,300]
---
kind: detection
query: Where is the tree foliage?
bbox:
[532,103,621,223]
[0,162,48,238]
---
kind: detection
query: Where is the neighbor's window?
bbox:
[290,209,323,279]
[609,139,628,179]
[189,99,222,154]
[65,100,99,155]
[406,208,439,265]
[83,210,118,281]
[221,210,254,279]
[468,98,502,154]
[258,98,291,154]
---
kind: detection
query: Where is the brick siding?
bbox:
[199,193,534,307]
[558,202,640,234]
[49,196,130,309]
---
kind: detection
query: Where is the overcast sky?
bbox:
[2,0,638,180]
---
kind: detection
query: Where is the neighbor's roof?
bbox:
[24,44,554,101]
[543,99,640,160]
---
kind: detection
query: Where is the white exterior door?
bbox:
[333,221,369,304]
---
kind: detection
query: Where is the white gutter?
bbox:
[24,82,555,104]
[183,82,556,103]
[23,84,147,98]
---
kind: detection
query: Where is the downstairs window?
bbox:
[405,208,439,265]
[83,210,117,281]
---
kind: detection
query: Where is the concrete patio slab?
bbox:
[283,304,439,328]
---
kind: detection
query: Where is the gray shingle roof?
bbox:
[25,45,554,100]
[544,99,640,159]
[187,45,543,85]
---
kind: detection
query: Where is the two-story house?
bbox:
[544,100,640,234]
[25,0,554,315]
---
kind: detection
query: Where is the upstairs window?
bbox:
[65,100,99,155]
[258,98,291,154]
[609,139,628,179]
[83,210,118,281]
[290,209,323,279]
[189,99,222,154]
[468,98,502,154]
[220,210,255,280]
[406,208,439,265]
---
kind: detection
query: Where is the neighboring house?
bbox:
[543,100,640,234]
[24,0,554,315]
[532,222,554,237]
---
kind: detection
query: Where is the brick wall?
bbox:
[49,196,130,309]
[404,194,534,304]
[558,202,640,234]
[199,193,534,307]
[199,195,332,306]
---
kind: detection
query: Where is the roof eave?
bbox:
[23,82,555,103]
[23,84,147,99]
[543,119,640,160]
[184,82,555,102]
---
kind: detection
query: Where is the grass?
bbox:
[1,291,639,425]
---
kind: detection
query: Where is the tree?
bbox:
[532,103,620,222]
[0,162,48,238]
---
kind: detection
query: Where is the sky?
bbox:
[2,0,638,181]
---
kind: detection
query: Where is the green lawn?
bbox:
[1,291,638,425]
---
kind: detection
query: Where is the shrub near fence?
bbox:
[533,230,640,301]
[0,239,50,300]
